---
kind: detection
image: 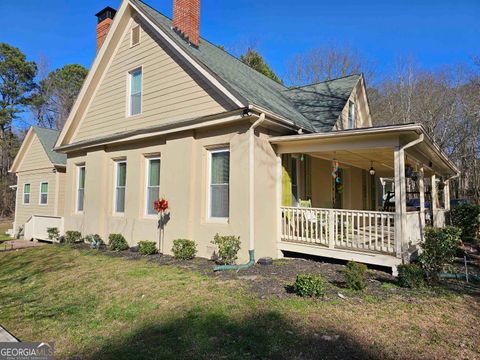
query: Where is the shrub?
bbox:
[343,261,368,291]
[449,204,480,244]
[138,241,158,255]
[108,233,129,251]
[397,264,425,288]
[64,230,82,244]
[85,234,104,249]
[293,274,326,298]
[419,226,462,280]
[172,239,197,260]
[47,227,60,242]
[211,234,241,265]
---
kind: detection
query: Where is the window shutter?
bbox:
[282,154,292,206]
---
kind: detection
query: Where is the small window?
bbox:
[114,161,127,213]
[146,158,161,215]
[23,184,30,205]
[348,101,356,129]
[131,25,140,46]
[129,68,142,116]
[208,149,230,219]
[77,166,86,212]
[39,182,48,205]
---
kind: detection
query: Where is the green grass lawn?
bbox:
[0,246,478,360]
[0,220,12,242]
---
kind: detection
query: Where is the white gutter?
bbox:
[249,113,266,252]
[401,133,424,152]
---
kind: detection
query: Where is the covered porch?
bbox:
[271,124,459,275]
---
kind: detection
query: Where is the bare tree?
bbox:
[286,44,376,86]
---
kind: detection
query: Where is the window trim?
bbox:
[76,165,86,214]
[23,183,31,205]
[144,156,161,217]
[348,100,356,129]
[130,24,141,47]
[39,181,49,206]
[113,160,127,215]
[127,66,143,117]
[207,148,230,222]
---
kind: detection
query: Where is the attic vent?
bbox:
[131,25,140,47]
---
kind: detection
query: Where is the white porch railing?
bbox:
[281,207,396,255]
[24,215,64,242]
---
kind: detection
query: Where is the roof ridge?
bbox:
[285,73,361,91]
[32,125,60,133]
[132,0,288,91]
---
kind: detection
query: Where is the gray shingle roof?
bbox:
[283,74,361,132]
[32,126,67,165]
[131,0,360,133]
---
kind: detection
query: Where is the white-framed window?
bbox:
[129,68,142,116]
[348,101,356,129]
[131,25,140,47]
[76,166,86,213]
[208,148,230,219]
[39,182,48,205]
[145,157,161,215]
[114,160,127,214]
[23,183,31,205]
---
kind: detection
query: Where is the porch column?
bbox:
[419,168,426,240]
[431,174,437,227]
[394,147,407,258]
[444,180,451,211]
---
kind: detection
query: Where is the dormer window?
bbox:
[129,68,142,116]
[348,101,356,129]
[131,25,140,47]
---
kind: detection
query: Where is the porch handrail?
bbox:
[280,206,396,255]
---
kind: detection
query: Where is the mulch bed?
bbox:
[71,242,480,300]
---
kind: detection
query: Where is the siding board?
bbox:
[73,17,231,142]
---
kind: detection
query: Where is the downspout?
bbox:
[214,113,266,271]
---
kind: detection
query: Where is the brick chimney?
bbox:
[172,0,200,47]
[95,6,117,53]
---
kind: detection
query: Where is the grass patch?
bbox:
[0,246,478,359]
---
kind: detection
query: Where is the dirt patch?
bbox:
[73,243,480,300]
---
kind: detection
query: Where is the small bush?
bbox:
[86,234,104,249]
[344,261,368,291]
[64,230,82,244]
[138,241,158,255]
[172,239,197,260]
[449,204,480,244]
[419,226,462,280]
[397,264,425,288]
[211,234,241,265]
[47,227,60,241]
[108,233,129,251]
[293,274,326,297]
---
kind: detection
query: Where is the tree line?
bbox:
[1,41,478,218]
[0,43,87,217]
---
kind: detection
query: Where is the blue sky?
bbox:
[1,0,479,85]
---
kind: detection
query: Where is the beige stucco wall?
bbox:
[64,123,282,261]
[73,15,231,142]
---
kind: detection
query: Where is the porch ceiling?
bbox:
[309,148,394,177]
[270,124,459,178]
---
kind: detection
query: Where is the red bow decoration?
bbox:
[154,198,169,213]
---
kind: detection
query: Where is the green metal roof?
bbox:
[131,0,360,133]
[32,126,67,165]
